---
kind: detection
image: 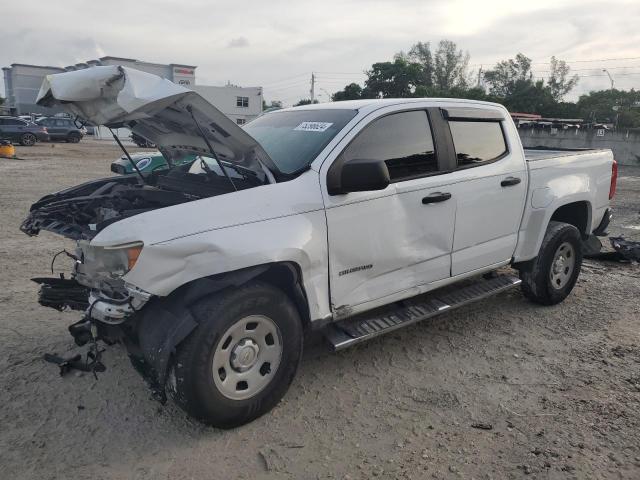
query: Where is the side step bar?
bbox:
[324,274,521,351]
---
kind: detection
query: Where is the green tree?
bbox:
[483,53,533,98]
[364,58,423,98]
[501,79,555,113]
[413,85,496,102]
[432,40,470,90]
[400,40,469,90]
[406,41,434,88]
[547,56,579,102]
[616,110,640,128]
[332,83,364,101]
[577,89,640,126]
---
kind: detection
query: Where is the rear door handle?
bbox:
[501,176,521,187]
[422,192,452,204]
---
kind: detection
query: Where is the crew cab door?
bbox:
[321,108,456,314]
[438,108,528,275]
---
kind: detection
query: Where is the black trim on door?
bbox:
[422,192,452,204]
[426,107,458,172]
[501,176,522,187]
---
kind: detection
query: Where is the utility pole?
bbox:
[319,88,332,102]
[476,66,483,89]
[602,69,615,91]
[310,72,315,103]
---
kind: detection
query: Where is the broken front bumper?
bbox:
[87,286,151,323]
[33,276,151,323]
[32,277,89,311]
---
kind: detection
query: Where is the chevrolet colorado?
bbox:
[22,66,617,428]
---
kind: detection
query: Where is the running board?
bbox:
[324,274,521,351]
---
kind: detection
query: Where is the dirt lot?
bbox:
[1,140,639,480]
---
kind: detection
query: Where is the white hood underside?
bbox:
[36,65,273,180]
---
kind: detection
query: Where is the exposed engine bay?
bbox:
[20,158,266,241]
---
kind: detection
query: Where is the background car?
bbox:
[0,116,49,146]
[110,151,196,174]
[35,117,84,143]
[130,133,155,148]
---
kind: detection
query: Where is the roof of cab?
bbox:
[278,97,505,113]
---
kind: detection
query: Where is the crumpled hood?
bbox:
[36,65,275,179]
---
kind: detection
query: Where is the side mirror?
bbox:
[328,158,390,195]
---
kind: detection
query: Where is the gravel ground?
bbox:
[1,140,639,480]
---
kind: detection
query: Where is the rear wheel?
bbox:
[168,282,303,428]
[518,221,583,305]
[67,132,81,143]
[20,133,36,146]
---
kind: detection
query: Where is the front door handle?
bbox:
[422,192,452,204]
[501,176,521,187]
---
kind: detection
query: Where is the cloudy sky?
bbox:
[2,0,640,105]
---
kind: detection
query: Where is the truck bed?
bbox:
[524,147,609,162]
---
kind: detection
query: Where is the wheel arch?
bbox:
[513,198,593,264]
[130,262,312,397]
[549,200,592,238]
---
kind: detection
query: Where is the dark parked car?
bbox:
[35,117,84,143]
[0,116,49,146]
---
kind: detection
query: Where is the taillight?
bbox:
[609,159,618,200]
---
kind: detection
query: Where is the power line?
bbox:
[532,71,640,77]
[469,56,640,69]
[261,72,310,87]
[315,71,366,75]
[263,80,309,92]
[533,56,640,65]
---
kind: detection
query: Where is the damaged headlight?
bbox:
[78,241,144,278]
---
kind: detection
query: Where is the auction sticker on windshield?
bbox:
[294,122,333,132]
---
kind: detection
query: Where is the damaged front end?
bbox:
[32,238,165,396]
[24,64,282,401]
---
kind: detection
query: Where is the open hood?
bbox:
[36,65,276,180]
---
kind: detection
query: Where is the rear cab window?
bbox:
[448,120,507,167]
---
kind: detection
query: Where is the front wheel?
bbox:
[168,282,303,428]
[67,133,81,143]
[20,133,36,146]
[518,221,583,305]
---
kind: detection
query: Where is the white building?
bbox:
[3,56,263,124]
[192,84,263,125]
[2,64,66,116]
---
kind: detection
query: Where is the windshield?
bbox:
[244,109,357,174]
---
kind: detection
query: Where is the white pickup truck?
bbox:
[22,66,617,428]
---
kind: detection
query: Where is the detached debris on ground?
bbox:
[586,237,640,263]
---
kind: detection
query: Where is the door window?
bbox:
[340,111,437,182]
[1,118,26,126]
[448,121,507,167]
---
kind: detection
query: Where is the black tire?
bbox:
[168,282,303,428]
[518,221,583,305]
[67,132,81,143]
[20,133,36,146]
